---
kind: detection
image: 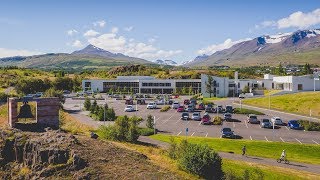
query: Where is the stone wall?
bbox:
[8,97,60,129]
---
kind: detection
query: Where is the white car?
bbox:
[171,102,180,109]
[192,112,201,121]
[124,105,135,112]
[147,102,157,109]
[271,117,283,125]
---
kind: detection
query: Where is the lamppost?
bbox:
[153,116,156,135]
[269,93,271,110]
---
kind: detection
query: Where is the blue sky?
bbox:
[0,0,320,63]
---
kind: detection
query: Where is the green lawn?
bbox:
[243,92,320,117]
[223,159,318,179]
[234,107,265,115]
[151,134,320,165]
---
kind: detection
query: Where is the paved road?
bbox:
[63,96,320,145]
[138,136,320,175]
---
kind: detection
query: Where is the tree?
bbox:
[205,75,214,98]
[303,63,312,75]
[90,99,98,113]
[106,108,116,121]
[242,85,250,93]
[146,115,154,129]
[84,97,91,111]
[43,88,65,103]
[276,63,285,75]
[182,86,187,95]
[188,86,193,96]
[54,77,74,91]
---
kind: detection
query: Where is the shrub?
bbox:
[168,139,223,179]
[299,120,320,131]
[146,115,154,129]
[0,92,8,102]
[138,127,154,136]
[84,97,91,111]
[234,108,265,115]
[97,115,142,142]
[212,116,223,125]
[160,105,171,112]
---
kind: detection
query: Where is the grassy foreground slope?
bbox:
[243,92,320,117]
[151,134,320,165]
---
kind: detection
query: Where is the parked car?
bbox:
[288,120,301,130]
[125,99,133,105]
[147,102,157,109]
[181,112,189,120]
[260,119,272,128]
[177,106,185,112]
[192,112,201,121]
[113,94,120,99]
[247,114,260,124]
[197,103,205,110]
[186,104,195,112]
[216,105,224,113]
[201,113,211,125]
[156,99,165,105]
[124,105,135,112]
[207,104,213,109]
[221,127,235,138]
[271,117,284,126]
[184,99,190,105]
[167,99,173,105]
[190,99,197,105]
[225,105,233,113]
[171,101,180,109]
[205,107,215,113]
[223,113,232,121]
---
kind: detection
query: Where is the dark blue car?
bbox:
[287,120,301,130]
[221,127,235,138]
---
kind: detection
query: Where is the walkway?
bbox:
[138,136,320,175]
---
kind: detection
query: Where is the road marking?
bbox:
[177,131,182,136]
[161,115,173,124]
[249,136,252,140]
[175,119,181,124]
[312,140,319,145]
[264,136,269,142]
[154,117,160,123]
[295,138,302,144]
[191,132,195,136]
[198,121,202,126]
[233,121,235,128]
[205,133,208,137]
[186,121,190,124]
[285,126,290,131]
[280,137,285,142]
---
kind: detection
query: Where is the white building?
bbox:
[82,73,320,97]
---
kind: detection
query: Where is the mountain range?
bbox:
[1,29,320,70]
[185,29,320,67]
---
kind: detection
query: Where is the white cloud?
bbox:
[197,38,251,55]
[67,29,78,36]
[88,33,182,60]
[148,38,156,43]
[72,40,84,48]
[256,8,320,29]
[111,27,119,34]
[83,29,100,37]
[93,20,106,27]
[124,26,133,32]
[0,48,42,58]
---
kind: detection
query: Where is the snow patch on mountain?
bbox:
[155,59,178,66]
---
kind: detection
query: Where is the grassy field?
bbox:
[243,92,320,117]
[59,110,94,135]
[151,134,320,165]
[0,104,7,127]
[223,159,319,179]
[118,141,319,179]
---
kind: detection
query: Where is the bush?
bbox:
[97,115,143,143]
[146,115,154,129]
[84,97,91,111]
[160,105,171,112]
[0,92,8,102]
[138,127,154,136]
[234,108,265,115]
[299,120,320,131]
[168,139,223,179]
[212,116,223,125]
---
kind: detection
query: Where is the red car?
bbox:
[201,113,211,125]
[184,99,190,105]
[197,103,205,110]
[177,106,185,112]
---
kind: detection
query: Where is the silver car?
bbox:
[260,119,272,128]
[192,112,201,121]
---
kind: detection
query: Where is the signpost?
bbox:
[314,75,319,92]
[154,116,156,135]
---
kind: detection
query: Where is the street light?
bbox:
[153,116,156,135]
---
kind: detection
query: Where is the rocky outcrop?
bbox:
[0,128,87,179]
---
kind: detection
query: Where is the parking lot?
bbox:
[64,95,320,145]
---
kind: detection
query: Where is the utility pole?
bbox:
[269,93,271,110]
[154,116,156,135]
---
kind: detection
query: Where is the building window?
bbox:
[262,83,264,88]
[298,84,303,90]
[85,82,91,88]
[165,83,171,86]
[142,83,147,87]
[238,83,240,88]
[228,84,235,87]
[272,83,274,89]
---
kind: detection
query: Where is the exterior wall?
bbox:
[292,75,320,91]
[201,74,229,98]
